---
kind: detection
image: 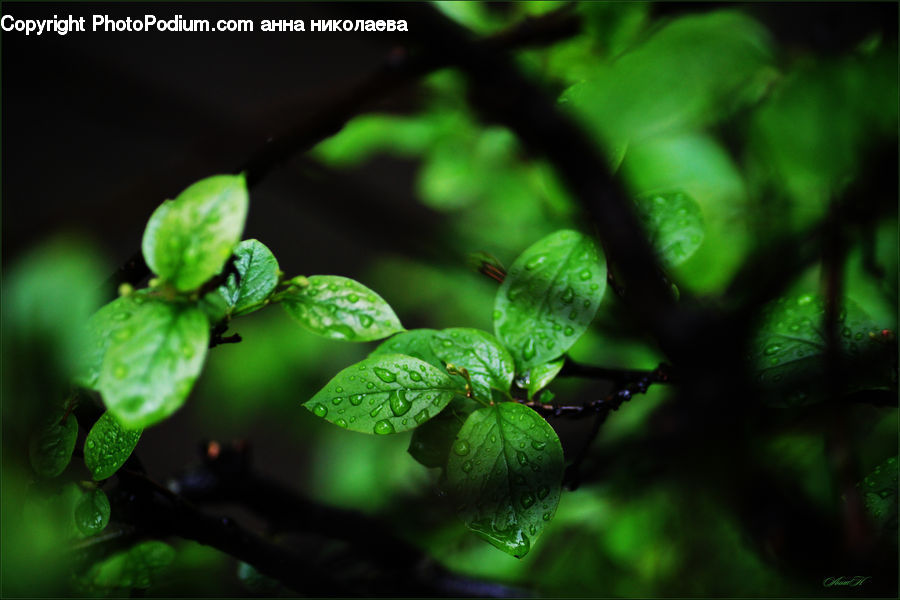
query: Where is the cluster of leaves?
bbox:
[305,229,607,557]
[24,174,409,588]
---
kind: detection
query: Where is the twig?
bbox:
[558,359,675,385]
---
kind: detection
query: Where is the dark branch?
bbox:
[83,442,529,598]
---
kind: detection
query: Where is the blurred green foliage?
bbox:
[2,1,897,596]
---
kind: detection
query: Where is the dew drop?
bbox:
[764,343,781,356]
[493,310,502,321]
[537,485,550,499]
[525,255,546,271]
[579,269,592,281]
[563,326,574,336]
[542,512,552,522]
[389,390,411,416]
[312,404,327,418]
[841,327,852,338]
[374,419,395,435]
[334,418,348,428]
[358,314,374,328]
[452,440,470,456]
[112,327,133,342]
[373,367,396,383]
[414,410,429,424]
[520,494,535,508]
[531,440,546,451]
[112,312,131,321]
[331,397,343,405]
[409,371,422,382]
[113,364,129,379]
[516,451,528,466]
[561,287,574,304]
[347,293,359,303]
[349,394,364,406]
[522,338,536,361]
[462,460,473,473]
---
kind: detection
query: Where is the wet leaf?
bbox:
[75,541,176,592]
[634,191,705,267]
[97,298,209,429]
[142,174,249,292]
[754,294,894,406]
[371,328,445,369]
[495,230,606,370]
[84,411,142,480]
[447,402,564,558]
[524,358,565,400]
[74,487,111,537]
[218,239,279,317]
[430,328,515,402]
[408,397,479,469]
[304,354,460,435]
[282,276,403,342]
[28,410,78,478]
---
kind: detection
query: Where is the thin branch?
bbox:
[558,359,675,385]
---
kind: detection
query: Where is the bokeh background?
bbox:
[2,2,897,597]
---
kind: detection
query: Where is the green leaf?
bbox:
[447,402,564,558]
[371,328,445,369]
[84,411,142,480]
[858,456,898,537]
[754,294,893,406]
[142,174,249,292]
[282,275,403,342]
[77,295,146,389]
[305,354,460,434]
[97,298,209,428]
[494,230,607,370]
[431,328,515,402]
[634,191,705,267]
[74,487,111,537]
[28,410,78,478]
[219,239,280,317]
[524,358,565,400]
[408,397,479,469]
[76,541,176,592]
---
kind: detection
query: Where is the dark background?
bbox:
[2,2,897,597]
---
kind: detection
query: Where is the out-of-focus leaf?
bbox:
[84,411,142,480]
[28,410,78,478]
[753,294,895,406]
[858,456,898,538]
[304,354,460,434]
[312,115,434,166]
[75,541,176,592]
[97,298,209,429]
[495,230,606,370]
[142,174,249,292]
[634,191,705,267]
[561,10,773,144]
[447,402,564,558]
[74,487,110,537]
[236,562,280,594]
[281,276,403,342]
